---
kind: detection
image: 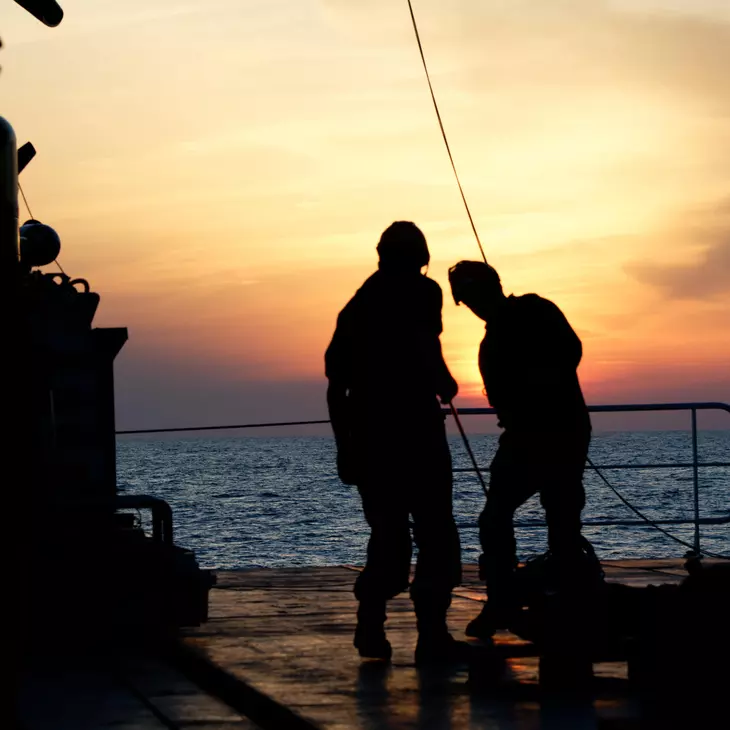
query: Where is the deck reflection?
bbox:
[180,563,703,729]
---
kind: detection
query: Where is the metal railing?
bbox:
[448,402,730,556]
[115,401,730,556]
[116,494,173,545]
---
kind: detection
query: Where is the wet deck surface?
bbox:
[179,561,705,730]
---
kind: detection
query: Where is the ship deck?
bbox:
[18,560,724,729]
[173,560,712,730]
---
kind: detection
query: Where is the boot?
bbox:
[465,599,516,641]
[413,591,471,665]
[469,557,519,640]
[354,599,392,661]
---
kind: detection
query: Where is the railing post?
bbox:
[691,408,701,556]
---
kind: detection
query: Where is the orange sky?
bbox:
[3,0,729,430]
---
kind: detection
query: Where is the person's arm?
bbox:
[326,380,350,452]
[434,340,458,404]
[324,309,358,484]
[424,283,458,404]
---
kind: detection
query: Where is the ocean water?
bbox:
[117,431,729,569]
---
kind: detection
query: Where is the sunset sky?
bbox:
[3,0,729,432]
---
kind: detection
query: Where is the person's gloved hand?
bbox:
[439,375,459,405]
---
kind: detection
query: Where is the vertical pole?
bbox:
[0,117,19,274]
[1,116,22,730]
[691,408,701,556]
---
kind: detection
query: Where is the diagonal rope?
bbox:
[450,403,488,496]
[18,181,34,219]
[587,455,729,559]
[405,0,728,560]
[406,0,487,264]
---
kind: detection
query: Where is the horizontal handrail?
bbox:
[117,419,331,435]
[454,461,730,473]
[115,402,730,435]
[450,401,730,416]
[538,516,730,527]
[115,401,728,556]
[454,515,730,529]
[448,403,729,555]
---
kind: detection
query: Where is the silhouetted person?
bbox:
[325,222,463,663]
[448,260,594,639]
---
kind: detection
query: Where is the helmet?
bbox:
[448,260,501,305]
[376,221,430,269]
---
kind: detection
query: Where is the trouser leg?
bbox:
[542,488,585,558]
[352,483,410,659]
[354,485,412,605]
[539,432,591,587]
[479,435,536,610]
[410,499,461,638]
[478,495,520,610]
[409,426,461,638]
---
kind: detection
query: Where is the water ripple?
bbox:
[117,431,729,569]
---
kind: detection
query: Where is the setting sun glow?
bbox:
[3,0,729,429]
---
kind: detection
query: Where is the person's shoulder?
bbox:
[511,293,560,313]
[421,274,442,290]
[420,276,445,311]
[356,271,381,292]
[345,272,380,305]
[419,274,444,298]
[511,292,549,305]
[509,294,567,325]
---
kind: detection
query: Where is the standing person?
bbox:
[325,221,463,663]
[448,260,598,640]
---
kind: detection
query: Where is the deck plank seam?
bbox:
[167,640,323,730]
[110,666,183,730]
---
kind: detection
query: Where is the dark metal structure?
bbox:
[3,0,213,642]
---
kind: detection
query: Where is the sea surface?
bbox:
[117,431,729,569]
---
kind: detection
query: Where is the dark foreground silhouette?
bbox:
[325,221,465,663]
[448,260,599,638]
